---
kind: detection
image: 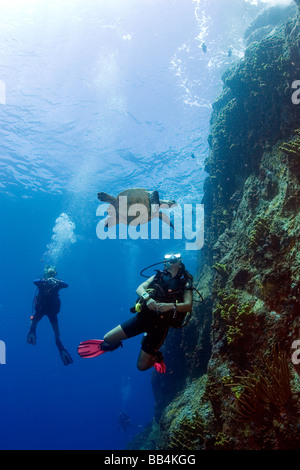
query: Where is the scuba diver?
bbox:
[118,412,131,432]
[27,266,73,366]
[201,42,207,53]
[78,253,193,373]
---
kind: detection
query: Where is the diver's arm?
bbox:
[136,276,158,311]
[175,289,193,313]
[57,280,68,289]
[46,278,68,289]
[136,276,155,297]
[156,289,193,313]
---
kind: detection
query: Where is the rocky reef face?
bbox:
[128,2,300,451]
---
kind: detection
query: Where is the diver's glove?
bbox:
[59,348,74,366]
[27,332,37,345]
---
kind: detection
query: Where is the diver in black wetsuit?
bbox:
[101,254,193,372]
[27,266,73,366]
[118,412,131,432]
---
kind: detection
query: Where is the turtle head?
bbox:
[97,192,108,201]
[97,192,117,205]
[166,199,177,207]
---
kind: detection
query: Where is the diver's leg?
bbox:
[27,310,43,345]
[103,325,128,345]
[137,349,167,372]
[137,327,168,371]
[137,349,156,371]
[102,316,144,352]
[49,315,73,366]
[49,316,63,350]
[100,325,128,351]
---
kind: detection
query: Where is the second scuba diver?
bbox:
[78,253,193,373]
[27,266,73,366]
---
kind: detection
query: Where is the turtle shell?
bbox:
[117,188,151,212]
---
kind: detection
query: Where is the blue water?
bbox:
[0,0,282,451]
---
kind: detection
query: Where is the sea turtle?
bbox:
[97,188,176,228]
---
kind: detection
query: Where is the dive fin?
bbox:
[77,339,106,358]
[60,348,73,366]
[78,339,123,358]
[153,351,167,373]
[153,361,166,373]
[27,332,37,345]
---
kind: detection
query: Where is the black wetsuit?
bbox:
[121,268,192,355]
[33,277,68,323]
[28,276,73,365]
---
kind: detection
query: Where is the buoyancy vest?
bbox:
[149,268,193,303]
[34,278,67,314]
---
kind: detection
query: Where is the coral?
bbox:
[279,129,300,173]
[228,347,295,422]
[221,375,233,385]
[226,325,242,345]
[213,291,254,346]
[279,129,300,159]
[233,269,251,288]
[213,291,237,321]
[167,411,206,450]
[249,217,270,249]
[213,263,228,276]
[261,268,293,309]
[214,431,231,449]
[247,184,260,210]
[202,376,222,422]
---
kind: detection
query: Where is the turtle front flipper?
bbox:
[159,212,175,230]
[97,192,117,205]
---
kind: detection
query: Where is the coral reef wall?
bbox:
[128,3,300,450]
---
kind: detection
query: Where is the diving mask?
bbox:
[164,253,181,264]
